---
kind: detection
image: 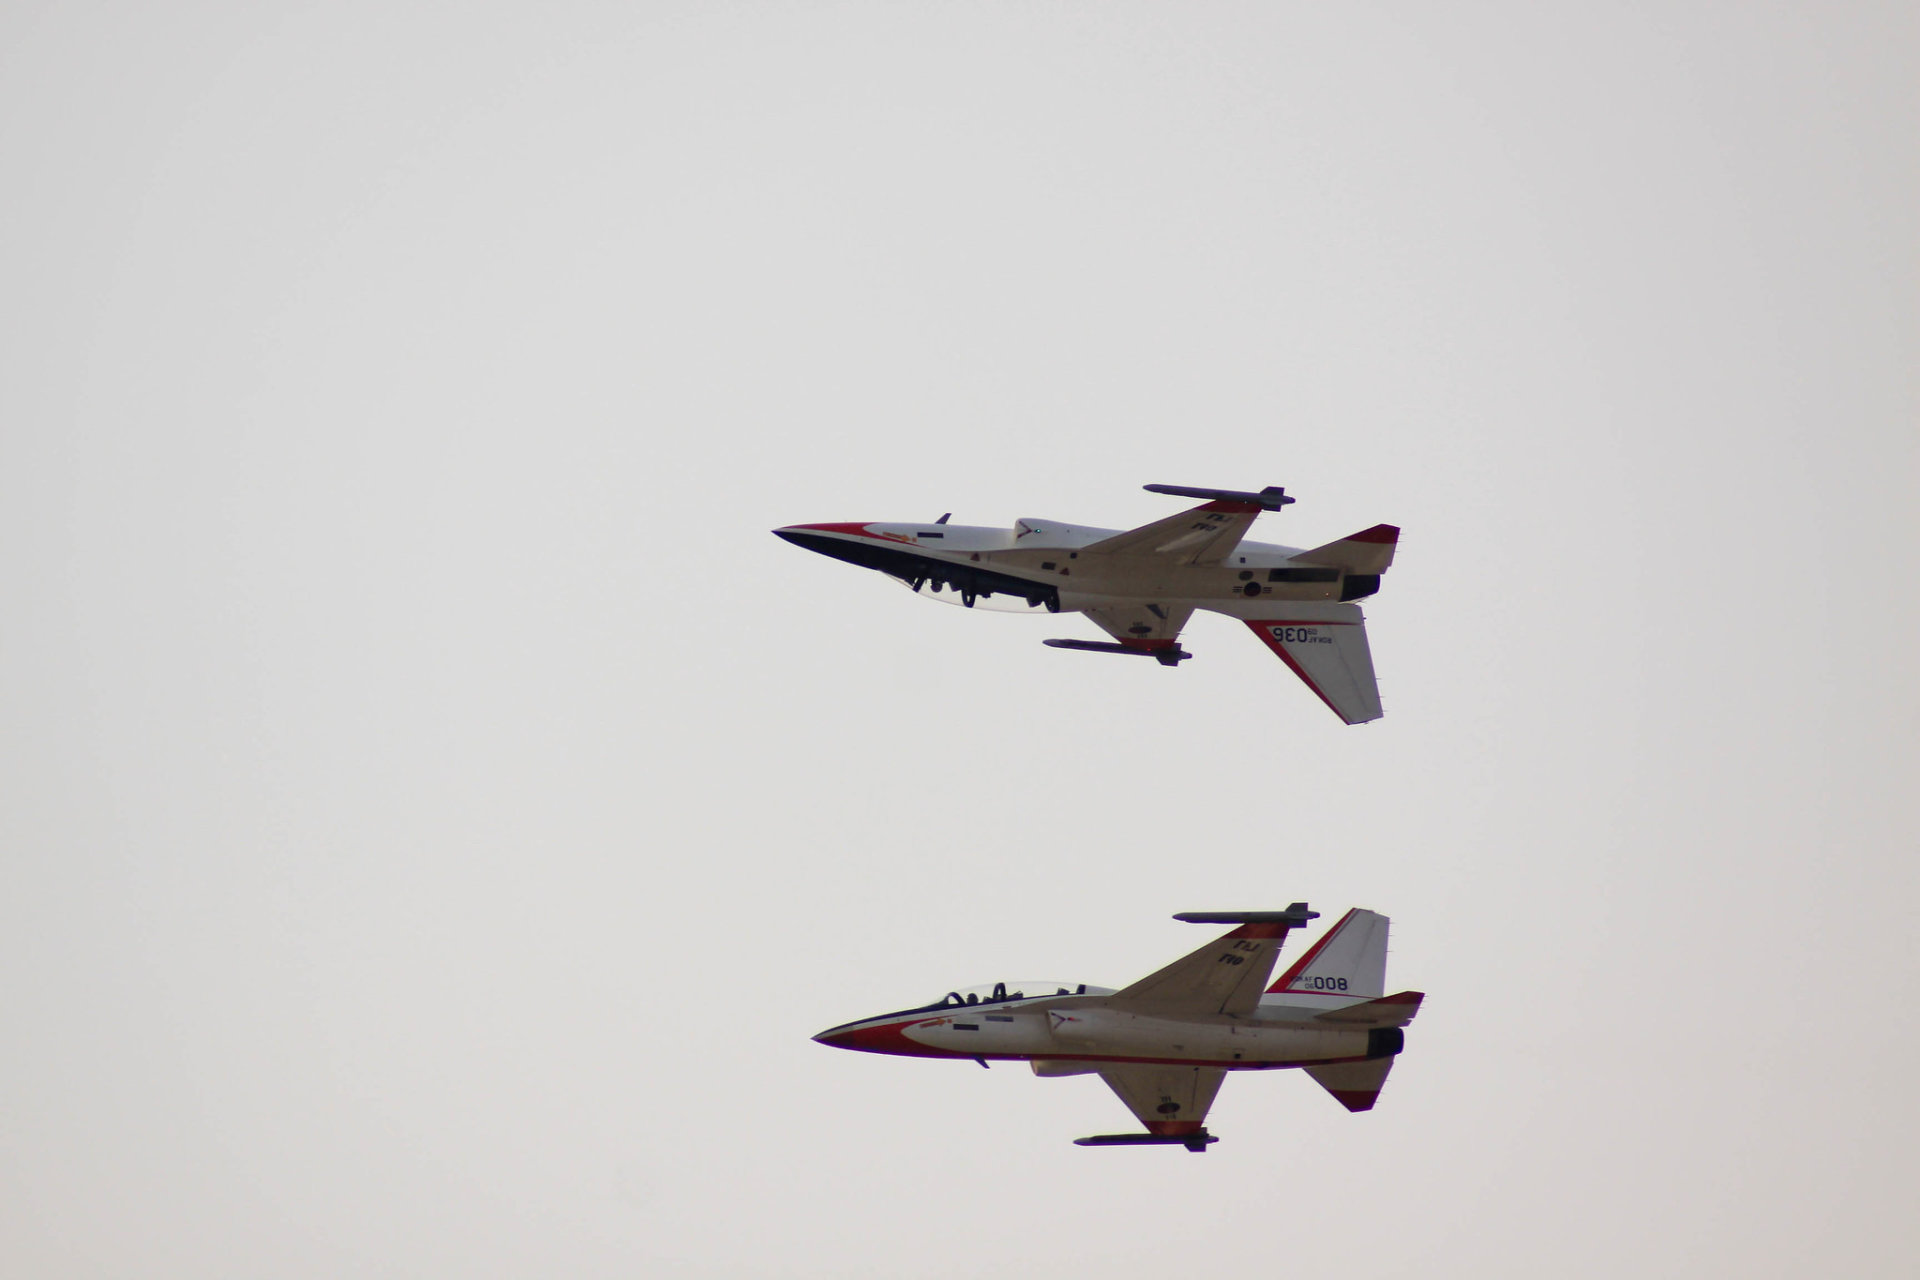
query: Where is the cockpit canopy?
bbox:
[935,980,1111,1007]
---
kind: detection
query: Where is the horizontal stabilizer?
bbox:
[1313,991,1424,1027]
[1304,1058,1395,1112]
[1291,525,1400,574]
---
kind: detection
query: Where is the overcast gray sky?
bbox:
[3,4,1915,1277]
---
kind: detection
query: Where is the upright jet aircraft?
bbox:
[814,905,1421,1152]
[774,484,1399,723]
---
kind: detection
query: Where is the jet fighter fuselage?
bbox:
[818,985,1402,1070]
[815,907,1421,1152]
[775,485,1399,722]
[776,518,1380,609]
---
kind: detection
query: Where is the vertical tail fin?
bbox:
[1242,611,1382,724]
[1263,909,1389,999]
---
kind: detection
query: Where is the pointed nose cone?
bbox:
[812,1019,927,1056]
[771,524,848,557]
[774,522,873,544]
[773,523,899,573]
[814,1022,870,1052]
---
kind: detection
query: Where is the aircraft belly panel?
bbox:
[1058,560,1342,602]
[1048,1009,1366,1065]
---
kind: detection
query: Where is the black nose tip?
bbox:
[773,527,892,573]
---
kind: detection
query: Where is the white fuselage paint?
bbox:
[776,503,1394,721]
[861,992,1377,1070]
[805,520,1348,611]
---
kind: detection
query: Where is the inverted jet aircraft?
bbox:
[814,905,1421,1152]
[773,484,1399,723]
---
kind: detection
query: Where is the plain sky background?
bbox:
[3,4,1915,1276]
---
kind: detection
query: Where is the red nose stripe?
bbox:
[788,522,881,538]
[821,1020,956,1058]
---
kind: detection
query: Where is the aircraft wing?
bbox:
[1108,916,1311,1018]
[1082,503,1260,565]
[1085,602,1194,646]
[1100,1065,1227,1133]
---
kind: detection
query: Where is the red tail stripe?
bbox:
[1267,908,1358,992]
[1244,622,1347,720]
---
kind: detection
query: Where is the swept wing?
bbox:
[1082,501,1263,565]
[1085,602,1194,647]
[1099,1064,1227,1134]
[1109,907,1319,1018]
